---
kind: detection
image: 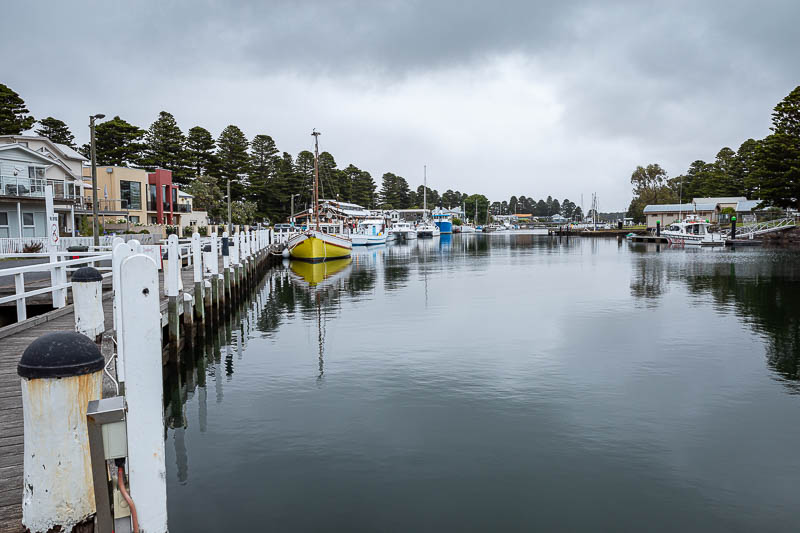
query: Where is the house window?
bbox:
[171,187,177,209]
[23,213,34,226]
[129,216,140,223]
[28,167,45,180]
[120,180,141,210]
[149,184,157,210]
[0,212,8,238]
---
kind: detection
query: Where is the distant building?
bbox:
[692,197,747,211]
[643,202,717,228]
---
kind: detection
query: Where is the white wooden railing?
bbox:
[0,253,112,321]
[0,235,157,254]
[0,228,275,326]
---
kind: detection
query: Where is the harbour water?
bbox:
[164,233,800,532]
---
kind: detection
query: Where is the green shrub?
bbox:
[138,229,150,234]
[197,226,208,236]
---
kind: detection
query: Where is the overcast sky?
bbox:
[4,1,799,210]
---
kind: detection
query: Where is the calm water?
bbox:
[164,234,800,532]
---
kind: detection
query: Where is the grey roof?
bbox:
[643,203,716,213]
[692,196,747,204]
[54,143,88,161]
[735,199,764,212]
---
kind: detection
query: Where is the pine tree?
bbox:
[142,111,187,182]
[317,151,338,199]
[215,125,250,200]
[294,151,315,206]
[0,83,34,134]
[754,86,800,208]
[249,134,281,218]
[35,117,75,147]
[81,116,145,166]
[185,126,217,178]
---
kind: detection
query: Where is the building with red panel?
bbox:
[146,169,179,225]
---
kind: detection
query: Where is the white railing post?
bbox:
[113,241,136,387]
[120,254,168,533]
[15,272,26,321]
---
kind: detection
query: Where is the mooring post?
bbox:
[18,332,104,532]
[119,254,168,533]
[113,241,136,391]
[204,279,212,324]
[192,232,205,325]
[182,291,194,343]
[210,231,220,319]
[167,234,181,354]
[72,266,105,343]
[222,232,231,309]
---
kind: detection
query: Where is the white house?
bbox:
[0,136,87,238]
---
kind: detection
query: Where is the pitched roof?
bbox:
[643,203,716,213]
[735,199,764,212]
[692,196,747,204]
[0,143,60,165]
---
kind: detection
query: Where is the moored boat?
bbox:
[661,215,724,246]
[289,130,353,261]
[417,221,440,238]
[389,221,417,240]
[352,219,387,246]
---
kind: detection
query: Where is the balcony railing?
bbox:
[76,197,129,213]
[1,176,46,197]
[174,204,192,213]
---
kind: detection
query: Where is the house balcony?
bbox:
[174,204,192,213]
[0,176,78,201]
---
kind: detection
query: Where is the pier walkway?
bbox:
[0,258,225,533]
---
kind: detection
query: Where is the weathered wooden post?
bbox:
[231,230,240,304]
[182,292,194,343]
[167,234,181,354]
[210,232,220,318]
[204,279,212,324]
[18,332,104,532]
[119,254,168,533]
[71,266,105,342]
[192,232,205,326]
[222,232,231,308]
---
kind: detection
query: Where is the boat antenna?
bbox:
[312,129,321,231]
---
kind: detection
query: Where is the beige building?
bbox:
[81,166,149,224]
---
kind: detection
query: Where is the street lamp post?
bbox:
[89,114,105,247]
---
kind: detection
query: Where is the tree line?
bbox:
[627,85,800,221]
[1,81,587,226]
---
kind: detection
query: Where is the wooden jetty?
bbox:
[0,231,276,533]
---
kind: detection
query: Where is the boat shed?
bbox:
[643,203,717,229]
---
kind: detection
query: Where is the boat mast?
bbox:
[312,129,321,231]
[423,165,427,219]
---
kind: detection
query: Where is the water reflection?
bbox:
[628,248,800,389]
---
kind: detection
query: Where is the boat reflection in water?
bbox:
[289,257,352,381]
[288,257,352,288]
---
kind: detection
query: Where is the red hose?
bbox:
[118,466,140,533]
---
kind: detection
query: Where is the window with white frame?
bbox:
[0,212,8,237]
[23,212,35,227]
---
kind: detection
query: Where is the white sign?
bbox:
[140,245,163,270]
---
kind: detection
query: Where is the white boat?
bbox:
[351,218,387,246]
[389,221,417,240]
[661,215,724,246]
[416,221,440,238]
[460,225,477,234]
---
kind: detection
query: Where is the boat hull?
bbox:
[288,231,352,261]
[434,220,453,234]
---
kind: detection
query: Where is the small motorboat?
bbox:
[661,215,724,246]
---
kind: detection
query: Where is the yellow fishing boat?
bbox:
[288,129,353,262]
[288,230,352,262]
